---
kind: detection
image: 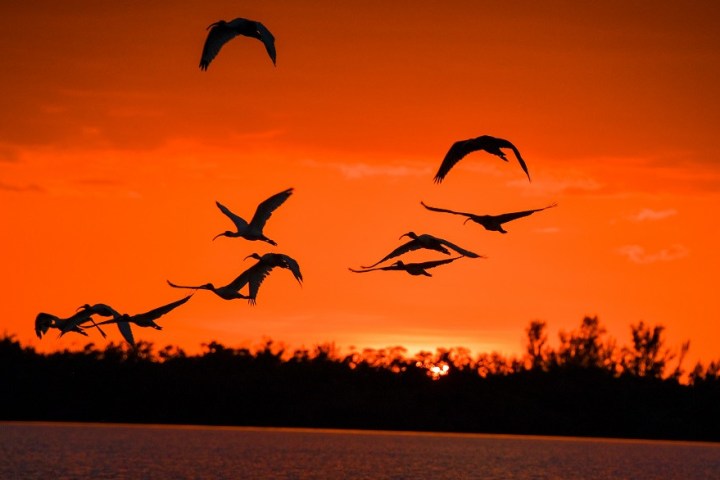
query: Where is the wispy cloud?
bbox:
[304,159,431,179]
[0,181,44,193]
[617,244,689,264]
[628,208,678,222]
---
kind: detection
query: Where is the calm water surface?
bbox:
[1,422,719,479]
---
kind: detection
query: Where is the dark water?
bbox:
[1,422,719,479]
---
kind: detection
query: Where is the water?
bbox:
[1,422,719,479]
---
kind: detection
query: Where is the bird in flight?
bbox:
[168,253,302,305]
[94,296,193,346]
[167,276,252,301]
[434,135,531,183]
[350,257,464,277]
[200,17,276,70]
[74,303,133,344]
[34,309,106,339]
[238,253,303,305]
[421,201,558,234]
[361,232,482,269]
[213,187,293,245]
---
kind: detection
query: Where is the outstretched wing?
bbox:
[416,256,463,270]
[255,21,276,65]
[492,202,557,224]
[132,295,193,323]
[361,239,427,269]
[349,266,392,273]
[436,237,482,258]
[420,201,475,219]
[228,261,275,305]
[215,201,249,231]
[433,140,475,183]
[167,280,208,291]
[116,322,135,347]
[249,188,293,231]
[199,22,241,70]
[495,138,531,182]
[278,254,303,284]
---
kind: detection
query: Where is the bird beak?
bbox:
[212,233,223,241]
[244,254,254,261]
[207,21,219,30]
[463,218,471,225]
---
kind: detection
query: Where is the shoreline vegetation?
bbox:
[3,316,719,442]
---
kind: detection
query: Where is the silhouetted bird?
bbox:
[168,253,302,305]
[200,17,276,70]
[95,295,193,346]
[167,277,251,301]
[213,188,293,245]
[361,232,482,269]
[421,201,558,234]
[434,135,531,183]
[35,310,107,339]
[350,257,463,277]
[240,252,303,305]
[75,303,132,344]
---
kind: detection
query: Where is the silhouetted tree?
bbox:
[525,320,549,371]
[622,321,675,379]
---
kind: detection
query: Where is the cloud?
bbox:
[0,181,44,193]
[628,208,677,222]
[617,244,689,264]
[304,159,431,179]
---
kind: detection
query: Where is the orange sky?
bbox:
[1,1,719,366]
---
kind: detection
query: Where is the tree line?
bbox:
[2,316,719,441]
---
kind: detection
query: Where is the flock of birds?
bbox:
[34,16,557,347]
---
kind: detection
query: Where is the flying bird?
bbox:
[434,135,531,183]
[361,232,482,269]
[167,275,252,301]
[95,296,193,346]
[240,252,303,305]
[168,253,302,305]
[421,201,558,234]
[350,257,463,277]
[74,303,132,344]
[34,309,107,339]
[200,17,276,70]
[213,187,293,245]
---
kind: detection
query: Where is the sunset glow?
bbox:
[1,1,719,368]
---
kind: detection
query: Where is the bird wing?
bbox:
[226,261,275,304]
[199,22,241,70]
[131,295,193,324]
[167,280,209,291]
[249,188,293,231]
[361,239,424,269]
[416,256,463,269]
[436,237,482,258]
[349,266,391,273]
[495,138,531,182]
[116,321,135,347]
[491,203,558,224]
[254,21,276,65]
[420,201,474,218]
[278,254,303,284]
[58,309,96,335]
[433,140,475,183]
[216,201,249,231]
[35,313,56,339]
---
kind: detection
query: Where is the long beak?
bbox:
[463,218,471,225]
[207,21,220,30]
[212,233,223,241]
